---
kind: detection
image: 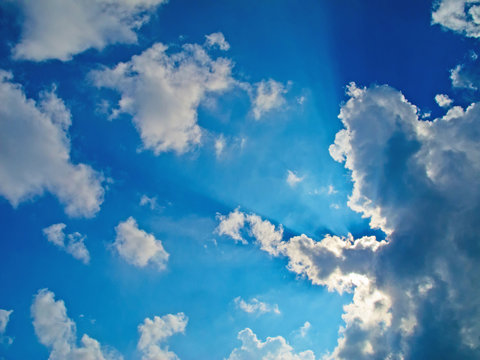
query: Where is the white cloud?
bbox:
[140,195,159,210]
[31,289,121,360]
[205,32,230,51]
[0,309,13,345]
[286,170,304,187]
[251,79,288,120]
[215,134,226,158]
[435,93,453,108]
[43,223,90,264]
[299,321,311,338]
[432,0,480,38]
[0,71,104,217]
[226,328,315,360]
[215,208,246,244]
[113,217,169,270]
[92,40,234,155]
[137,313,188,360]
[234,297,280,315]
[13,0,167,61]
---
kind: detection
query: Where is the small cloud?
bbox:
[286,170,304,187]
[215,134,226,158]
[215,208,247,244]
[299,321,311,338]
[113,217,169,271]
[434,94,453,108]
[205,32,230,51]
[252,79,288,120]
[327,185,338,195]
[234,297,280,315]
[140,195,159,210]
[43,223,90,264]
[330,203,340,210]
[0,309,13,345]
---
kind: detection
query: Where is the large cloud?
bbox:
[13,0,167,61]
[226,328,315,360]
[92,37,234,155]
[31,289,121,360]
[113,217,169,270]
[217,82,480,358]
[137,313,188,360]
[0,71,104,217]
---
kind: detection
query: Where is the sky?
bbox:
[0,0,480,359]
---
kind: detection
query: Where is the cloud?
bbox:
[215,208,246,244]
[0,71,104,217]
[205,32,230,51]
[234,297,280,315]
[0,309,13,345]
[215,134,226,158]
[286,170,304,187]
[43,223,90,264]
[451,53,480,90]
[113,217,169,270]
[31,289,121,360]
[299,321,311,338]
[137,313,188,360]
[12,0,167,61]
[140,195,159,210]
[432,0,480,38]
[226,328,315,360]
[251,79,288,120]
[434,93,453,108]
[92,38,234,155]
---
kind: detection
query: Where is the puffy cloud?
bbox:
[215,208,246,244]
[113,217,169,270]
[137,313,188,360]
[432,0,480,38]
[31,289,121,360]
[205,32,230,51]
[251,79,288,120]
[226,328,315,360]
[13,0,167,61]
[434,93,453,108]
[286,170,304,187]
[218,80,480,357]
[450,53,480,90]
[234,297,280,315]
[0,309,13,344]
[43,223,90,264]
[0,71,104,217]
[92,38,234,155]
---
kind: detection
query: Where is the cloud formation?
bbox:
[218,81,480,357]
[137,313,188,360]
[32,289,121,360]
[286,170,304,187]
[251,79,288,120]
[234,297,280,315]
[434,93,453,107]
[43,223,90,264]
[432,0,480,38]
[0,309,13,344]
[0,71,104,217]
[92,36,234,155]
[113,217,169,270]
[226,328,315,360]
[13,0,167,61]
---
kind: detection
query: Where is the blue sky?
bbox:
[1,0,480,359]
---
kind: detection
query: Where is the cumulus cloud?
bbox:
[286,170,304,187]
[226,328,315,360]
[43,223,90,264]
[0,309,13,345]
[434,93,453,107]
[32,289,121,360]
[0,71,104,217]
[432,0,480,38]
[92,38,234,155]
[13,0,167,61]
[113,217,169,270]
[251,79,288,120]
[215,208,246,244]
[234,297,280,315]
[137,313,188,360]
[205,32,230,51]
[450,53,480,90]
[218,79,480,357]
